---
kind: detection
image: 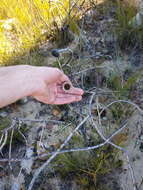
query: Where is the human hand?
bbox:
[0,65,83,108]
[31,67,84,105]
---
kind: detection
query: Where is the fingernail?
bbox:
[81,90,84,95]
[79,89,84,95]
[76,96,82,101]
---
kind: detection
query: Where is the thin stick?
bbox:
[100,100,143,116]
[8,128,14,170]
[27,116,89,190]
[89,93,138,189]
[0,121,128,163]
[0,134,4,146]
[125,154,137,190]
[15,118,66,124]
[0,131,8,152]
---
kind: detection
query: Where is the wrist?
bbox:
[18,65,40,97]
[0,65,39,98]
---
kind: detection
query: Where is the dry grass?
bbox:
[0,0,86,65]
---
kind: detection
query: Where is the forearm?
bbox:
[0,65,36,108]
[0,65,83,108]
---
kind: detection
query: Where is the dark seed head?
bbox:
[51,49,60,57]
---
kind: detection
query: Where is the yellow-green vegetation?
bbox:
[0,117,29,144]
[114,0,143,48]
[0,117,11,130]
[54,135,122,190]
[106,67,143,100]
[98,0,143,49]
[0,0,86,65]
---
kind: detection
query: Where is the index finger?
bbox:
[67,86,84,95]
[57,85,84,96]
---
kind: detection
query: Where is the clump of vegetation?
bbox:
[114,0,143,48]
[0,116,29,146]
[52,135,122,190]
[0,0,86,65]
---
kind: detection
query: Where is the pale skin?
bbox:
[0,65,84,108]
